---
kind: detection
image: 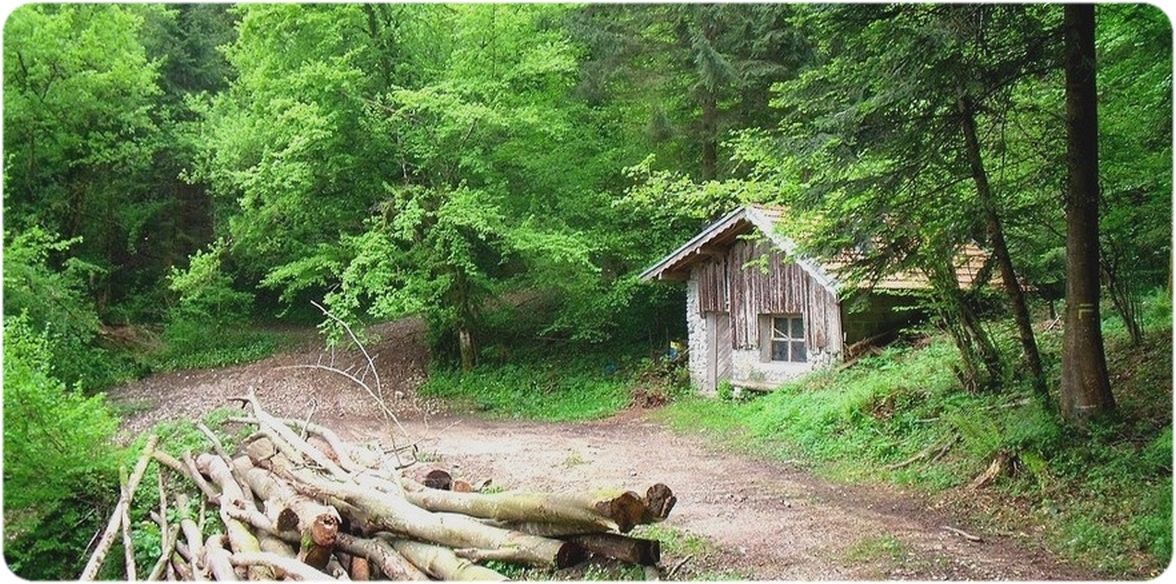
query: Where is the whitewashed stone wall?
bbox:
[685,273,711,394]
[729,341,838,390]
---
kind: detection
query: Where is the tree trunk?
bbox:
[1060,4,1115,424]
[958,96,1047,399]
[700,90,718,181]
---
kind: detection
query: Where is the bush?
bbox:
[3,226,137,389]
[3,314,121,579]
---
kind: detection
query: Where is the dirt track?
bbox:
[108,321,1092,580]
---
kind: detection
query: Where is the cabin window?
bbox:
[770,315,806,362]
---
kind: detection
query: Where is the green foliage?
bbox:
[3,314,120,579]
[3,227,138,388]
[166,239,253,324]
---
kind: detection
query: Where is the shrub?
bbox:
[3,314,120,579]
[3,226,136,389]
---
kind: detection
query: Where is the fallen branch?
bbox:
[668,553,694,579]
[80,435,159,580]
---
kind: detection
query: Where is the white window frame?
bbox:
[769,315,806,363]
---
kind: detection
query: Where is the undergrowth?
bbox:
[659,292,1172,578]
[420,346,687,421]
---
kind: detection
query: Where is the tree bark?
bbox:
[194,454,275,581]
[958,96,1047,399]
[388,538,508,581]
[1060,3,1115,424]
[335,533,429,580]
[229,552,332,581]
[203,535,238,582]
[564,533,661,565]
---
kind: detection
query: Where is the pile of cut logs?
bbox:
[80,393,676,581]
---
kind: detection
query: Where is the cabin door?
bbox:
[706,312,733,393]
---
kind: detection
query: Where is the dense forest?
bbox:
[2,3,1171,580]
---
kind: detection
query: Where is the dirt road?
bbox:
[108,321,1091,580]
[335,412,1088,580]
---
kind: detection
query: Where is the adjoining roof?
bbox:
[639,205,989,295]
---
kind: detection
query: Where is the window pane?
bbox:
[791,316,804,338]
[791,341,806,362]
[771,341,789,361]
[772,318,788,339]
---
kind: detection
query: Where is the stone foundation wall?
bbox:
[685,274,711,394]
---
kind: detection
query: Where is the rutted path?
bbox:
[109,321,1091,580]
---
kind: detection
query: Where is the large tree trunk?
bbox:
[1060,4,1115,424]
[958,97,1047,399]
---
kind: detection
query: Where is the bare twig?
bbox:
[941,525,984,543]
[668,554,694,579]
[311,300,383,402]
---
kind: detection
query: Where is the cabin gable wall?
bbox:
[688,240,844,392]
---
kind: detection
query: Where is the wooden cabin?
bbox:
[640,206,989,394]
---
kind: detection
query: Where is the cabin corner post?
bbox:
[685,270,713,395]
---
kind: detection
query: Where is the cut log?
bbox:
[229,551,333,581]
[80,435,158,580]
[203,534,238,582]
[388,538,508,581]
[350,556,371,581]
[194,453,275,581]
[230,451,341,570]
[335,533,428,581]
[565,533,661,565]
[422,469,453,490]
[405,483,676,533]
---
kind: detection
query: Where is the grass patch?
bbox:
[630,524,717,557]
[658,295,1172,578]
[844,534,908,563]
[420,354,639,421]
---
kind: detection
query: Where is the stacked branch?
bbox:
[81,393,676,580]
